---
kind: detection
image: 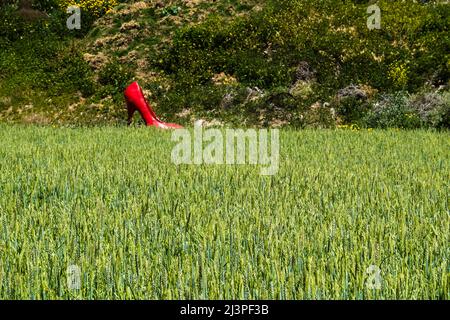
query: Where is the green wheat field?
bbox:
[0,125,448,299]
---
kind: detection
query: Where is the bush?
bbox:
[53,50,95,97]
[55,0,117,17]
[333,97,370,125]
[0,32,95,101]
[98,60,132,98]
[388,62,410,90]
[409,91,450,128]
[0,4,50,41]
[364,92,422,129]
[159,14,291,89]
[156,0,449,121]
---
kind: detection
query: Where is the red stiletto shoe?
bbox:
[124,81,183,129]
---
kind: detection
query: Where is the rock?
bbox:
[220,93,235,110]
[245,87,264,102]
[337,84,369,100]
[294,61,316,82]
[409,91,449,126]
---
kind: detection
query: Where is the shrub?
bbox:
[33,0,60,12]
[0,4,51,41]
[55,50,95,97]
[98,60,132,98]
[409,91,450,128]
[159,14,291,89]
[55,0,117,17]
[334,97,370,125]
[364,92,422,129]
[388,62,410,90]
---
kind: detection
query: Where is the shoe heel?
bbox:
[126,101,136,126]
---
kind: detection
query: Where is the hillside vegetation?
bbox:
[0,0,449,128]
[0,125,448,299]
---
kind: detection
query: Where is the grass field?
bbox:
[0,125,448,299]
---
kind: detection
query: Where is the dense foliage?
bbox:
[156,0,449,128]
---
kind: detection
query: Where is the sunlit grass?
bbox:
[0,125,448,299]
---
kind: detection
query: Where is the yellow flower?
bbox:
[57,0,118,16]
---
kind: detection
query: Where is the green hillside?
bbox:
[0,0,449,128]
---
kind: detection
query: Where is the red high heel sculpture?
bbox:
[124,81,183,129]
